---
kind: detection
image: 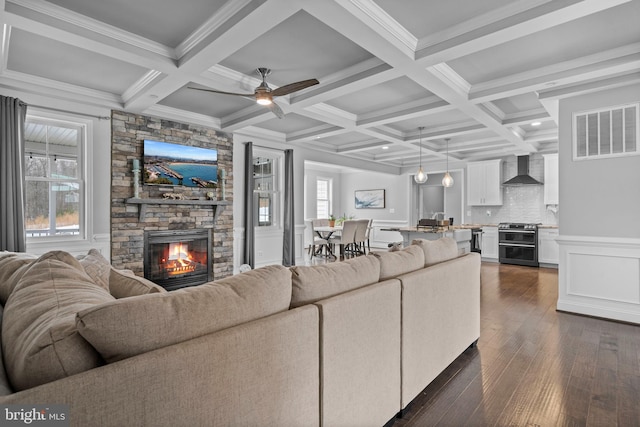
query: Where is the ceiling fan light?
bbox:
[442,172,454,187]
[256,96,272,106]
[414,167,428,184]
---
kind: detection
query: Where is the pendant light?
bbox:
[442,138,454,187]
[414,126,428,184]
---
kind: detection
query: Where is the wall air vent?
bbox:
[573,103,638,160]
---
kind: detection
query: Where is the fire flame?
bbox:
[164,242,196,276]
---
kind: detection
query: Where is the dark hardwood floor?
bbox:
[388,262,640,427]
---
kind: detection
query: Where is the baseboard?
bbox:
[557,300,640,324]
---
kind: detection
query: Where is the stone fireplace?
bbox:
[110,111,233,280]
[144,229,212,291]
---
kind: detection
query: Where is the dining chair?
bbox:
[330,220,359,258]
[364,218,373,254]
[354,219,369,255]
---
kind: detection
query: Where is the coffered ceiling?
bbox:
[2,0,639,172]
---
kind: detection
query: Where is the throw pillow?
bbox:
[290,255,381,308]
[411,237,459,267]
[78,249,111,291]
[76,264,292,363]
[372,245,425,281]
[2,250,115,391]
[109,268,166,298]
[0,252,38,305]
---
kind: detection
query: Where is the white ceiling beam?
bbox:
[469,44,640,102]
[413,0,632,66]
[537,71,640,100]
[502,109,551,126]
[356,97,453,127]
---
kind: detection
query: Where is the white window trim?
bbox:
[25,109,94,252]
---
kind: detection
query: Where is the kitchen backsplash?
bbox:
[466,154,558,225]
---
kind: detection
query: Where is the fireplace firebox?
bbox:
[144,229,212,291]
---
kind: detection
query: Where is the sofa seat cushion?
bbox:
[371,245,425,281]
[109,268,166,298]
[290,255,381,308]
[76,264,292,363]
[1,251,115,391]
[0,251,38,305]
[412,237,459,267]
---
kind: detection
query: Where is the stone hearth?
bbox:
[110,111,233,280]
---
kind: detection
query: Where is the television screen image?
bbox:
[143,140,218,188]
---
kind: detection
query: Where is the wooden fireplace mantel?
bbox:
[126,198,231,222]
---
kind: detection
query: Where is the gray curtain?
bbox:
[0,96,28,252]
[282,149,295,266]
[243,142,254,268]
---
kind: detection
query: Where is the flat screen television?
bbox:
[143,140,218,188]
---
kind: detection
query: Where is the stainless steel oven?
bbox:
[498,223,539,267]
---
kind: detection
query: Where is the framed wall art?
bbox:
[354,189,385,209]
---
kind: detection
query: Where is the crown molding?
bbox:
[341,0,417,55]
[175,0,257,60]
[121,70,163,104]
[143,104,222,130]
[1,69,122,106]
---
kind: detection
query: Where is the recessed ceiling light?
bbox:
[382,146,389,150]
[531,121,541,127]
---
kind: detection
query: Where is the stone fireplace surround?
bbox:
[110,111,233,280]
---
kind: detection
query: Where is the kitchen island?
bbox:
[382,227,472,254]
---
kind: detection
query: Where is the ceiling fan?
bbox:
[189,68,319,119]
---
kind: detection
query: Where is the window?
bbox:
[253,152,282,227]
[24,117,85,239]
[316,178,331,219]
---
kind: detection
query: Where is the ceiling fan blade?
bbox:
[271,79,319,97]
[267,101,284,119]
[188,87,256,97]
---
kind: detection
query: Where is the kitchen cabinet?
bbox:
[481,226,499,261]
[538,228,559,265]
[543,154,559,205]
[467,159,503,206]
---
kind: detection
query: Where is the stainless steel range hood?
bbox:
[502,155,543,186]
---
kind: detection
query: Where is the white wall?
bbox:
[559,84,640,238]
[557,83,640,324]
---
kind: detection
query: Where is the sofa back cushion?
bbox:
[290,255,380,308]
[0,252,38,305]
[77,249,111,291]
[76,265,292,363]
[109,268,166,298]
[371,245,425,281]
[412,237,459,267]
[1,251,115,391]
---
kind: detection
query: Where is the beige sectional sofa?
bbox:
[0,238,480,427]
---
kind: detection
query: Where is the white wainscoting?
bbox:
[233,224,305,274]
[557,235,640,324]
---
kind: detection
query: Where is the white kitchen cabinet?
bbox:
[543,153,559,205]
[467,159,503,206]
[481,226,499,261]
[538,228,559,266]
